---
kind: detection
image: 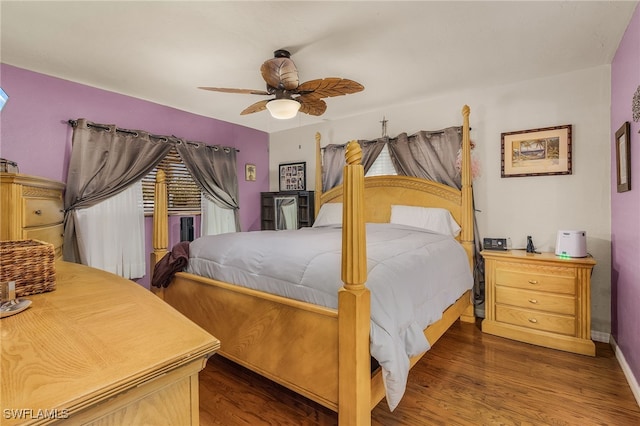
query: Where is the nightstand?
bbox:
[481,250,596,356]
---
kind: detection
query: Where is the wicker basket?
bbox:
[0,240,56,297]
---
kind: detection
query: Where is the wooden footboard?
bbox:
[164,272,341,409]
[162,272,473,413]
[151,105,474,426]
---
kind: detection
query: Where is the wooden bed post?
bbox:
[150,169,169,298]
[338,141,371,426]
[460,105,475,323]
[460,105,473,269]
[315,132,322,218]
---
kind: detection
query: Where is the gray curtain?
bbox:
[321,138,386,191]
[175,141,241,231]
[387,126,462,189]
[63,119,173,262]
[388,126,484,307]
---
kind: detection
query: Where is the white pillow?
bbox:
[313,203,343,227]
[390,205,461,237]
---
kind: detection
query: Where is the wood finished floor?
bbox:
[198,320,640,425]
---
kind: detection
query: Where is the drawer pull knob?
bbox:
[528,318,538,323]
[528,299,538,304]
[528,280,538,285]
[34,209,42,215]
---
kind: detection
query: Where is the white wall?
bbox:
[269,65,612,335]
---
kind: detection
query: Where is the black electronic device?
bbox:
[180,216,194,242]
[483,237,508,251]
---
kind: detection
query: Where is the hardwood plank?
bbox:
[199,320,640,425]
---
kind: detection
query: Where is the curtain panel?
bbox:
[321,138,386,191]
[201,196,237,236]
[387,127,463,189]
[175,141,241,232]
[63,119,173,263]
[321,127,462,192]
[73,182,146,278]
[64,119,241,267]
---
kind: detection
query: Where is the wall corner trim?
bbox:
[611,336,640,408]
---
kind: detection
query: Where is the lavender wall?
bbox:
[611,4,640,385]
[0,64,269,287]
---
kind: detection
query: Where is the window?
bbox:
[142,147,201,215]
[365,144,397,177]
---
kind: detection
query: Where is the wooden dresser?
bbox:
[0,173,65,258]
[481,250,596,356]
[1,261,220,425]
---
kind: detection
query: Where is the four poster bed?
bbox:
[151,105,475,425]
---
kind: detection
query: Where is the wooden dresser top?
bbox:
[0,172,65,190]
[0,260,220,422]
[480,249,596,267]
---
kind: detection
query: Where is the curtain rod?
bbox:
[319,125,471,150]
[67,119,138,135]
[66,119,239,152]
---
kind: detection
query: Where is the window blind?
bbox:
[142,147,201,215]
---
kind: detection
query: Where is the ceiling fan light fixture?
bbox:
[266,99,300,119]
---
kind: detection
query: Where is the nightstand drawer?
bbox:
[495,305,575,336]
[496,286,576,315]
[495,268,575,295]
[24,197,64,227]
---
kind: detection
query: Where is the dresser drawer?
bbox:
[495,305,575,336]
[24,223,64,257]
[23,197,64,227]
[496,286,575,315]
[495,267,576,295]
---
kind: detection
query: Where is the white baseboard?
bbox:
[610,336,640,408]
[591,330,610,343]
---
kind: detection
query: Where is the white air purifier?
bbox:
[555,230,587,258]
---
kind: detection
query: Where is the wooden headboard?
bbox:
[320,175,464,225]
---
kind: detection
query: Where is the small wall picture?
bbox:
[279,162,306,191]
[245,163,256,181]
[615,121,631,193]
[501,124,572,177]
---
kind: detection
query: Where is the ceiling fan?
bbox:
[198,49,364,119]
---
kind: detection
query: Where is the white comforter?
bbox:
[186,223,473,410]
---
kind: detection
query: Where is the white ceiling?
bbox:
[1,1,637,134]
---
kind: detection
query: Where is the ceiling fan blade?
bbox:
[240,99,270,115]
[296,95,327,116]
[296,78,364,98]
[198,87,270,95]
[260,57,299,90]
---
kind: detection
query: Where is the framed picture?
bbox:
[245,163,256,181]
[501,124,572,178]
[279,162,306,191]
[615,121,631,193]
